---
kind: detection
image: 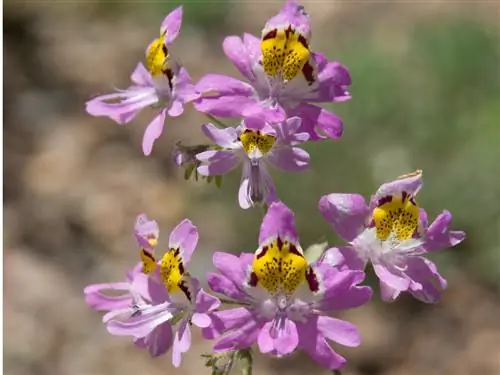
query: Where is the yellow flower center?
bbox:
[249,237,319,296]
[146,33,170,77]
[261,26,312,83]
[239,129,276,156]
[139,243,191,301]
[373,192,419,241]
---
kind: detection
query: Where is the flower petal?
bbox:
[134,214,159,251]
[195,287,221,313]
[84,282,132,311]
[288,104,343,140]
[201,123,239,148]
[258,320,299,356]
[317,316,360,347]
[297,317,347,370]
[161,6,183,44]
[131,63,154,86]
[197,151,240,176]
[423,210,465,252]
[207,273,248,302]
[107,302,174,338]
[86,88,158,125]
[167,100,184,117]
[405,256,447,303]
[320,246,366,271]
[145,322,174,357]
[191,313,211,328]
[213,318,261,352]
[317,267,372,311]
[142,110,167,156]
[267,146,310,172]
[169,219,198,264]
[259,201,299,245]
[319,193,370,242]
[172,318,191,367]
[238,162,252,210]
[222,35,257,82]
[373,263,410,293]
[370,170,423,207]
[379,280,401,302]
[202,307,254,340]
[196,74,254,96]
[212,252,249,286]
[194,95,258,118]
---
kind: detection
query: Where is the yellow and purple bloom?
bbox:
[85,214,220,366]
[85,6,200,155]
[319,170,466,303]
[196,116,310,209]
[194,0,351,141]
[205,202,372,370]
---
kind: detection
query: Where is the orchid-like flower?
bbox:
[194,0,351,141]
[85,6,200,155]
[88,214,220,366]
[196,116,310,209]
[205,202,372,370]
[319,170,466,303]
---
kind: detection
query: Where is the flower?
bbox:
[196,116,310,209]
[88,214,220,366]
[194,0,351,141]
[205,202,372,370]
[318,170,466,303]
[85,6,200,155]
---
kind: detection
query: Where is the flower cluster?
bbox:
[84,1,465,373]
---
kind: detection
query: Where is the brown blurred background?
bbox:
[4,1,500,375]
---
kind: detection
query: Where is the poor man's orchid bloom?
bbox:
[85,6,200,155]
[205,202,372,370]
[319,170,466,303]
[194,0,351,140]
[196,116,310,209]
[101,214,220,366]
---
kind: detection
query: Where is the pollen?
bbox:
[373,191,420,241]
[250,236,310,296]
[239,129,276,156]
[261,26,311,82]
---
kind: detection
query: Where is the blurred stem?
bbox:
[206,114,229,128]
[332,370,342,375]
[238,349,253,375]
[219,297,249,306]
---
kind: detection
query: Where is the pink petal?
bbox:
[169,219,198,264]
[161,6,183,44]
[142,110,167,156]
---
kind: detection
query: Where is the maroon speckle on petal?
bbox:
[263,29,277,41]
[378,195,393,206]
[248,271,258,287]
[305,266,320,293]
[256,245,268,260]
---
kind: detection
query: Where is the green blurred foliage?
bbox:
[195,16,500,288]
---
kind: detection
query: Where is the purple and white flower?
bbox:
[85,6,200,155]
[194,0,351,140]
[85,215,220,366]
[205,202,372,370]
[319,170,466,303]
[196,116,310,209]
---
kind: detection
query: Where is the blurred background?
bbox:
[4,0,500,374]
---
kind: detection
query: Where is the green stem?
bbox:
[238,349,253,375]
[206,114,230,128]
[219,298,248,306]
